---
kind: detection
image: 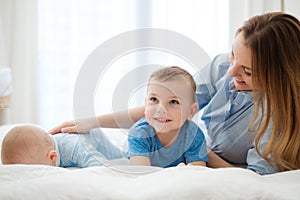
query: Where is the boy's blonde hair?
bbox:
[148,66,196,102]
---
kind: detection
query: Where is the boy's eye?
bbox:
[170,100,179,104]
[150,97,158,102]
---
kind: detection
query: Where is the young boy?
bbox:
[127,66,208,167]
[1,125,128,167]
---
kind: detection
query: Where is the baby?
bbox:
[1,125,128,167]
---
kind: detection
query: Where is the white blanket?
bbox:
[0,165,300,200]
[1,124,300,199]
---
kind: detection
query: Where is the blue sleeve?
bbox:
[246,125,277,175]
[184,125,208,163]
[247,148,276,175]
[194,53,231,109]
[54,134,78,167]
[56,133,120,168]
[73,136,114,168]
[127,127,150,158]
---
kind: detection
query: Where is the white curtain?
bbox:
[0,0,38,124]
[228,0,283,44]
[37,0,231,129]
[0,0,290,129]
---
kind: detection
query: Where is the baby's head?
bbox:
[1,125,57,166]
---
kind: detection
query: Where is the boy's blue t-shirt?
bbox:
[127,118,208,168]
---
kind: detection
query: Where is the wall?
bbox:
[285,0,300,17]
[228,0,300,46]
[0,0,12,68]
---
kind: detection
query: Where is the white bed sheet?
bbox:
[1,124,300,199]
[0,165,300,200]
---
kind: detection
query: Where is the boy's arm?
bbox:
[183,123,209,166]
[187,161,206,166]
[128,124,152,166]
[129,156,151,166]
[49,106,145,134]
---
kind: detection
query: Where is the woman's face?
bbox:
[228,32,254,91]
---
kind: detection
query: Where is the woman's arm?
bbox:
[207,150,234,168]
[49,106,145,134]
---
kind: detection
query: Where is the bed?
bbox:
[1,124,300,200]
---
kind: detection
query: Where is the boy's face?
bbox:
[144,77,197,134]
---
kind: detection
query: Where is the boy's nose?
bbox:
[157,103,167,114]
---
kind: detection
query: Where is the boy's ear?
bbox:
[48,150,57,165]
[188,103,198,120]
[144,98,147,113]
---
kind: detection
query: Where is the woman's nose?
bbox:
[228,62,241,77]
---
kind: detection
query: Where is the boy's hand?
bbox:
[48,117,97,134]
[177,162,186,167]
[48,121,78,134]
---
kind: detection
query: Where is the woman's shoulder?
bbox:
[212,53,231,63]
[212,53,232,74]
[194,53,231,85]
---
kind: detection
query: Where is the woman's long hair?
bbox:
[238,12,300,171]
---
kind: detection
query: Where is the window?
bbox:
[38,0,229,129]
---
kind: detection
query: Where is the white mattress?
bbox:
[0,164,299,199]
[1,124,300,199]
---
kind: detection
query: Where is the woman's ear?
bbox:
[48,150,57,166]
[188,103,198,120]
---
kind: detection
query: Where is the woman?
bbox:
[50,12,300,175]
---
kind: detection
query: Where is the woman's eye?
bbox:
[242,66,252,76]
[170,100,179,104]
[245,71,252,76]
